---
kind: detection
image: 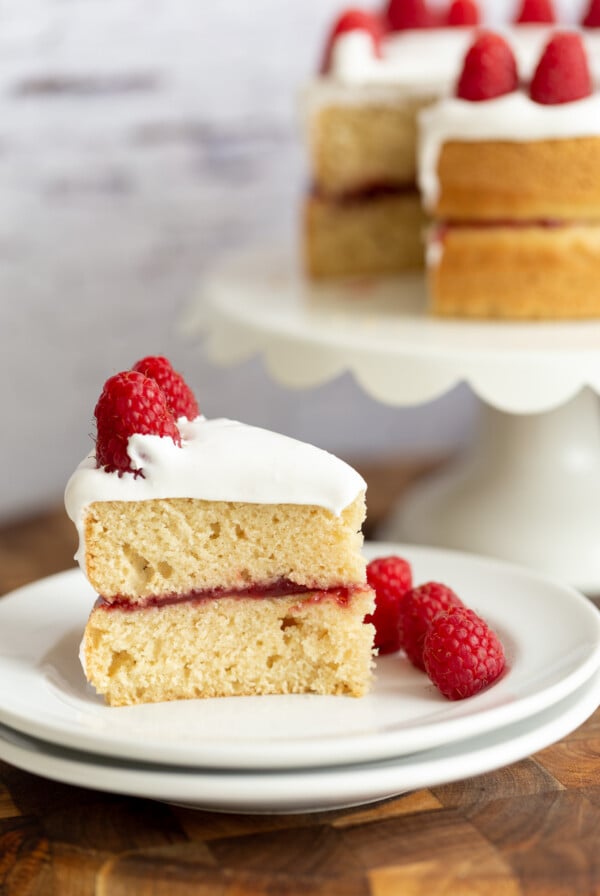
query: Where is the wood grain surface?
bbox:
[1,463,599,896]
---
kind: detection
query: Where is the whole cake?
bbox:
[65,357,375,706]
[420,30,600,318]
[303,0,600,282]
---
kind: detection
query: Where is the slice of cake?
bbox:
[303,3,472,280]
[419,30,600,319]
[65,357,375,706]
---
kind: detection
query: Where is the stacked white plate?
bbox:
[0,542,599,814]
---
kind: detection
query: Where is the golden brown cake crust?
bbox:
[430,224,600,319]
[83,588,376,705]
[434,138,600,221]
[304,191,426,279]
[84,494,366,600]
[309,99,431,196]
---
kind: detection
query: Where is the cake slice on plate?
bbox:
[65,357,375,706]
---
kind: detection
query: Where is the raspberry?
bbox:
[397,582,463,670]
[583,0,600,27]
[447,0,480,26]
[95,370,181,475]
[385,0,434,31]
[364,555,412,654]
[423,607,506,700]
[456,32,519,101]
[515,0,556,23]
[321,9,383,74]
[132,355,199,421]
[530,32,592,105]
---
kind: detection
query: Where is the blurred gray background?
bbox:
[1,0,587,520]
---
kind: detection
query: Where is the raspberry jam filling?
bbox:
[310,182,418,204]
[98,580,360,611]
[436,219,569,235]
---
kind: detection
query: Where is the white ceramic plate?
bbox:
[0,542,599,770]
[0,670,598,814]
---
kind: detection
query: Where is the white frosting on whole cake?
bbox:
[418,91,600,209]
[65,417,366,566]
[317,26,600,101]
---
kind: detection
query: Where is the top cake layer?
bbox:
[418,25,600,220]
[66,417,365,558]
[65,416,368,600]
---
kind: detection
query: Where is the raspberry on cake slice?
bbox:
[65,357,376,706]
[419,31,600,319]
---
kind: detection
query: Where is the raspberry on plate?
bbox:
[133,355,199,421]
[530,33,592,105]
[423,607,506,700]
[365,555,412,654]
[397,581,463,670]
[456,32,519,102]
[94,370,181,475]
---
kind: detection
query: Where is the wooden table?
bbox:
[1,464,599,896]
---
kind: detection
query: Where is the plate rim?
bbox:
[0,542,599,770]
[0,668,597,814]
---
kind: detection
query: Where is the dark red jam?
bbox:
[435,219,567,240]
[98,580,361,612]
[310,182,416,204]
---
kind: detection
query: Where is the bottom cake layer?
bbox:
[304,190,426,279]
[429,224,600,320]
[83,587,376,706]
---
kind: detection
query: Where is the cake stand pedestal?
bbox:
[382,389,600,593]
[185,249,600,592]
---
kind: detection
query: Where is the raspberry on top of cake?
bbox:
[65,356,376,705]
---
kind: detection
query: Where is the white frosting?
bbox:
[426,234,444,268]
[418,90,600,209]
[65,417,366,567]
[323,26,600,98]
[327,27,475,94]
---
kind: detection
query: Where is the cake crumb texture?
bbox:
[431,224,600,319]
[84,494,366,600]
[84,588,376,706]
[310,100,431,195]
[305,191,425,279]
[435,138,600,221]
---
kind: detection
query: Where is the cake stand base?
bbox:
[380,388,600,594]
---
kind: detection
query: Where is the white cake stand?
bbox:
[186,249,600,593]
